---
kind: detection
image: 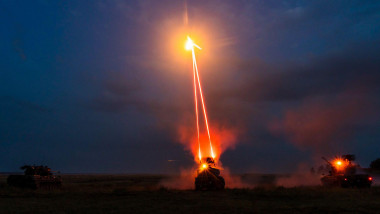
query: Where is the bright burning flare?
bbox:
[185,36,201,50]
[185,38,193,50]
[186,36,215,161]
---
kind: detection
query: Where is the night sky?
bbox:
[1,0,379,174]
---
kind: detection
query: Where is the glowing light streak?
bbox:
[186,36,215,159]
[193,52,201,161]
[192,48,215,159]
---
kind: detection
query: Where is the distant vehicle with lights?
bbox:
[7,165,62,189]
[320,154,372,188]
[195,157,225,190]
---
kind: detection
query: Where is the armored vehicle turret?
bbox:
[320,155,372,188]
[195,157,225,190]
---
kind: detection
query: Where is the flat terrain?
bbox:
[1,174,380,213]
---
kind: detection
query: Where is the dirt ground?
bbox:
[1,174,380,213]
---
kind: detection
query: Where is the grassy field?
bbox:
[1,174,380,213]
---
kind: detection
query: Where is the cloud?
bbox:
[211,40,380,103]
[90,0,380,111]
[89,35,380,138]
[83,0,380,172]
[269,90,377,154]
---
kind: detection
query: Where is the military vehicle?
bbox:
[7,165,62,189]
[320,154,372,188]
[195,157,225,190]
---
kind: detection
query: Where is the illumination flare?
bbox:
[185,36,201,50]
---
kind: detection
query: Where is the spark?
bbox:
[186,36,215,160]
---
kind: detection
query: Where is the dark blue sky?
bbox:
[1,0,379,173]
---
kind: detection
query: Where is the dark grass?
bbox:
[1,174,380,213]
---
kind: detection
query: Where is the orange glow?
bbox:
[333,158,348,171]
[186,36,215,160]
[202,164,207,169]
[178,124,239,163]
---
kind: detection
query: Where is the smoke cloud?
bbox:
[276,164,320,187]
[269,90,374,154]
[177,122,241,162]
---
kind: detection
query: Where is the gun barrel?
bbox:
[322,157,332,166]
